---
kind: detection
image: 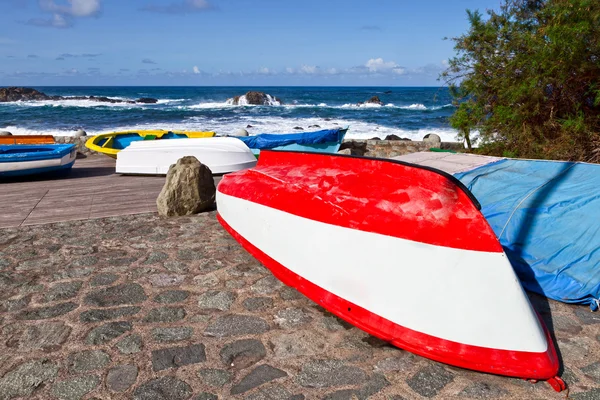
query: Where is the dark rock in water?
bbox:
[0,87,51,102]
[228,91,282,105]
[0,87,158,105]
[370,137,382,141]
[384,90,392,94]
[0,131,12,136]
[293,126,304,130]
[136,97,158,104]
[246,124,253,128]
[364,96,384,105]
[308,125,321,128]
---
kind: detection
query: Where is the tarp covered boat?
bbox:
[216,150,564,390]
[0,144,76,177]
[236,128,347,155]
[394,152,600,310]
[116,137,258,175]
[85,130,215,158]
[0,135,55,145]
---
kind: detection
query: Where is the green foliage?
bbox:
[441,0,600,162]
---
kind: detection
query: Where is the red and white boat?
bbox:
[216,150,564,391]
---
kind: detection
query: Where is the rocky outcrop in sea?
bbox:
[358,96,384,106]
[0,87,158,104]
[226,91,282,106]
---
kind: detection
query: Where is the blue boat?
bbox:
[237,128,347,156]
[0,144,77,177]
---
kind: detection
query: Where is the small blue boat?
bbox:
[237,128,347,156]
[0,144,77,177]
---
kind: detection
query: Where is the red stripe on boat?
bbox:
[217,150,502,252]
[217,213,560,380]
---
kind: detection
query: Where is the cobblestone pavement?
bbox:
[1,212,599,399]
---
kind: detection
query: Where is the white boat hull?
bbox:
[115,137,257,175]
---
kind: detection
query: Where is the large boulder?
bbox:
[423,133,442,148]
[156,156,216,217]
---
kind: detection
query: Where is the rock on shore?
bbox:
[0,87,157,104]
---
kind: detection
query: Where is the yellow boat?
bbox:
[85,130,215,158]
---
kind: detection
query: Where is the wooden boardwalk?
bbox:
[0,155,167,228]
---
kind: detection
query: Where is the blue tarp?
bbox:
[455,159,600,309]
[0,144,75,162]
[237,128,344,150]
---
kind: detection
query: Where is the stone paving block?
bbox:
[133,376,192,400]
[220,339,267,369]
[406,364,454,398]
[51,375,100,400]
[106,364,138,392]
[0,359,59,399]
[84,283,147,307]
[231,364,288,395]
[151,343,206,371]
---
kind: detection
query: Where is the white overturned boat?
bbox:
[216,150,565,392]
[116,137,257,175]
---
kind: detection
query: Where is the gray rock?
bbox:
[80,306,141,322]
[149,274,185,287]
[296,360,367,388]
[0,359,58,399]
[1,295,31,312]
[7,321,71,352]
[243,297,274,312]
[220,339,267,369]
[17,302,78,320]
[193,394,218,400]
[197,368,232,387]
[553,314,583,335]
[106,365,138,392]
[85,321,132,345]
[142,306,186,323]
[231,364,287,395]
[74,129,87,137]
[53,267,94,280]
[151,343,206,371]
[423,133,442,148]
[68,350,111,373]
[90,273,119,286]
[164,260,189,273]
[144,251,169,265]
[322,389,357,400]
[51,375,99,400]
[116,334,143,354]
[133,376,193,400]
[251,275,283,295]
[156,156,216,217]
[0,131,12,136]
[280,287,304,300]
[154,290,190,304]
[177,249,205,261]
[574,307,600,324]
[459,381,509,399]
[582,361,600,383]
[43,281,83,302]
[198,290,237,311]
[225,279,246,289]
[571,389,600,400]
[244,384,294,400]
[337,148,352,155]
[406,364,454,398]
[152,326,193,342]
[270,331,328,359]
[205,314,269,337]
[274,307,312,329]
[374,355,413,372]
[84,283,147,307]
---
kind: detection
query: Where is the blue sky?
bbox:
[0,0,502,86]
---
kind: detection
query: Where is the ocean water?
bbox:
[0,86,460,142]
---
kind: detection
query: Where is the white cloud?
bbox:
[442,59,449,67]
[40,0,101,17]
[300,65,318,74]
[362,58,406,75]
[193,66,200,74]
[28,0,101,28]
